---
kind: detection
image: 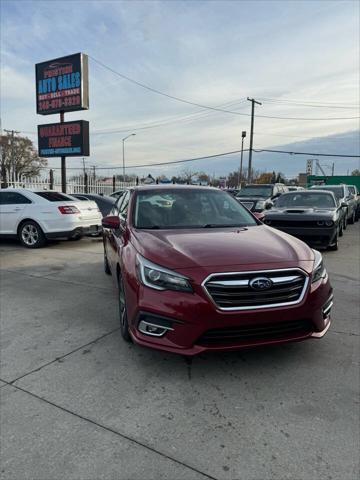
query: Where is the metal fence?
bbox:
[3,176,137,195]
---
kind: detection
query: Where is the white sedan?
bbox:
[0,188,102,248]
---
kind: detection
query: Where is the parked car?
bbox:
[287,186,305,192]
[102,185,332,356]
[71,193,116,217]
[226,189,239,196]
[110,189,125,199]
[347,185,360,220]
[235,183,287,212]
[264,190,343,250]
[0,189,102,248]
[310,184,357,226]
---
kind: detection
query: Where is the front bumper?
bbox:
[266,225,337,248]
[126,272,333,355]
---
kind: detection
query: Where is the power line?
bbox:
[44,147,360,171]
[89,56,359,121]
[254,148,360,158]
[259,97,359,109]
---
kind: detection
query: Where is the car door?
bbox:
[0,191,32,234]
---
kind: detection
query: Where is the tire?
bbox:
[349,210,356,225]
[104,249,111,275]
[343,217,347,230]
[18,220,46,249]
[68,234,83,241]
[328,233,338,251]
[118,274,132,342]
[339,222,343,237]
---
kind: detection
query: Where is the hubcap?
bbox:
[21,225,39,245]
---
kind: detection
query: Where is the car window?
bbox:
[34,191,74,202]
[237,186,273,197]
[276,192,336,208]
[119,191,130,218]
[0,192,32,205]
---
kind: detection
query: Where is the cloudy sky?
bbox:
[1,0,359,177]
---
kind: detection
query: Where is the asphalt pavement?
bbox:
[0,225,359,480]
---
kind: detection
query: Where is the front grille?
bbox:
[240,201,255,211]
[267,220,320,228]
[203,269,308,310]
[198,319,313,344]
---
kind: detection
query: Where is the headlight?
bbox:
[325,220,334,226]
[255,200,265,209]
[264,219,272,225]
[136,254,193,292]
[312,249,326,283]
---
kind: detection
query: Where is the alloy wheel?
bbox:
[21,224,39,246]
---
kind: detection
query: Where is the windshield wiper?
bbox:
[203,224,248,228]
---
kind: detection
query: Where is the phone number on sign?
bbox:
[38,96,81,111]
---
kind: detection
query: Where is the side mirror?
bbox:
[102,215,120,229]
[341,202,348,208]
[254,212,265,222]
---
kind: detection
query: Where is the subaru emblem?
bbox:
[249,277,273,290]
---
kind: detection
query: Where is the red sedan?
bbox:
[102,185,333,356]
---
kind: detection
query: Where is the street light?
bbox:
[122,133,136,180]
[238,131,246,188]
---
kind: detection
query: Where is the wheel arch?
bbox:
[17,218,45,235]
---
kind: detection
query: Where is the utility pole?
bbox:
[246,97,262,183]
[59,111,66,193]
[331,162,335,176]
[238,131,246,188]
[82,157,86,178]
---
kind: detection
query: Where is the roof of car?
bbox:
[130,184,220,192]
[283,189,334,194]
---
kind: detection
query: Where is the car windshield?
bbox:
[134,189,258,229]
[276,192,336,208]
[236,186,273,197]
[312,186,344,199]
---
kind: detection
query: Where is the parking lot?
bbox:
[0,224,359,480]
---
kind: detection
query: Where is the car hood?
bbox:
[130,225,313,270]
[266,207,336,219]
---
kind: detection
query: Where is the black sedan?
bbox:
[71,193,116,217]
[263,190,343,250]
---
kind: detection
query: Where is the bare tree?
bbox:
[1,133,47,186]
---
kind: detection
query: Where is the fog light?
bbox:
[138,320,173,337]
[322,295,334,319]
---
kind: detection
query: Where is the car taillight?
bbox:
[58,206,80,214]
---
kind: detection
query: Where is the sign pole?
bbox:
[60,110,66,193]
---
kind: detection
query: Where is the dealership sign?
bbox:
[36,53,89,115]
[38,120,90,157]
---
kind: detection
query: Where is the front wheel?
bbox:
[18,221,46,249]
[118,275,132,342]
[328,233,338,251]
[349,210,356,224]
[104,249,111,275]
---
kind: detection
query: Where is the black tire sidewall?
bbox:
[118,275,131,342]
